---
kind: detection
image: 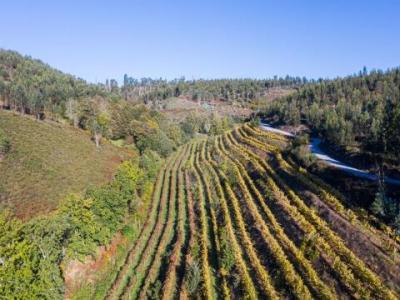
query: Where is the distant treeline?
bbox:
[117,75,307,103]
[0,49,305,121]
[265,67,400,160]
[0,50,235,158]
[0,49,105,118]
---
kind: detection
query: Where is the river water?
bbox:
[260,122,400,186]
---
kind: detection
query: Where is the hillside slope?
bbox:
[0,111,133,219]
[98,124,399,300]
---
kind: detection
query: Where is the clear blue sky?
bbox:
[1,0,399,83]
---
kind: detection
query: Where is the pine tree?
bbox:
[371,184,385,217]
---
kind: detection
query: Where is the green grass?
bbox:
[0,110,134,220]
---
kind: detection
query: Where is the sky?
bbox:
[1,0,399,83]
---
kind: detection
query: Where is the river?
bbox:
[260,122,400,186]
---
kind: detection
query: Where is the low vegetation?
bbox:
[0,110,133,219]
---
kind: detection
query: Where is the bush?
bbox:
[0,130,11,155]
[249,116,260,127]
[185,260,201,296]
[289,134,316,168]
[121,224,136,239]
[370,184,399,232]
[140,149,163,180]
[136,130,175,157]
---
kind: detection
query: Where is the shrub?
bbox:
[249,116,260,127]
[140,149,163,180]
[185,260,201,296]
[289,134,316,168]
[121,224,136,239]
[136,130,175,157]
[220,227,235,275]
[0,130,11,155]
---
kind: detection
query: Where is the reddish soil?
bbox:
[63,232,126,299]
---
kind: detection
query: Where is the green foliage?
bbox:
[113,160,143,198]
[0,212,66,299]
[249,116,260,127]
[121,224,136,239]
[220,227,235,274]
[289,134,316,168]
[185,260,201,296]
[140,149,163,180]
[180,112,201,138]
[284,100,301,125]
[120,76,304,104]
[137,130,175,157]
[266,68,400,159]
[371,191,385,217]
[292,134,309,148]
[0,155,158,299]
[0,49,105,119]
[370,183,400,230]
[60,195,100,259]
[0,130,11,155]
[1,50,237,154]
[300,233,320,262]
[109,102,186,157]
[208,114,232,136]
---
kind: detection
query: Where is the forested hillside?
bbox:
[0,49,301,122]
[0,49,238,156]
[0,50,105,119]
[117,76,304,104]
[265,68,400,160]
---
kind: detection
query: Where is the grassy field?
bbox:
[0,110,134,220]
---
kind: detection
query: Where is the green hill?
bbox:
[0,110,133,219]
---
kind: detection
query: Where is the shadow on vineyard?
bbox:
[1,3,400,298]
[72,124,398,299]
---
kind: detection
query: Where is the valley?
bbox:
[1,3,400,296]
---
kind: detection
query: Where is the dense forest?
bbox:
[265,68,400,161]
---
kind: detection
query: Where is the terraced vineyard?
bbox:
[105,124,400,299]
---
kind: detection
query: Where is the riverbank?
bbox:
[260,121,400,186]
